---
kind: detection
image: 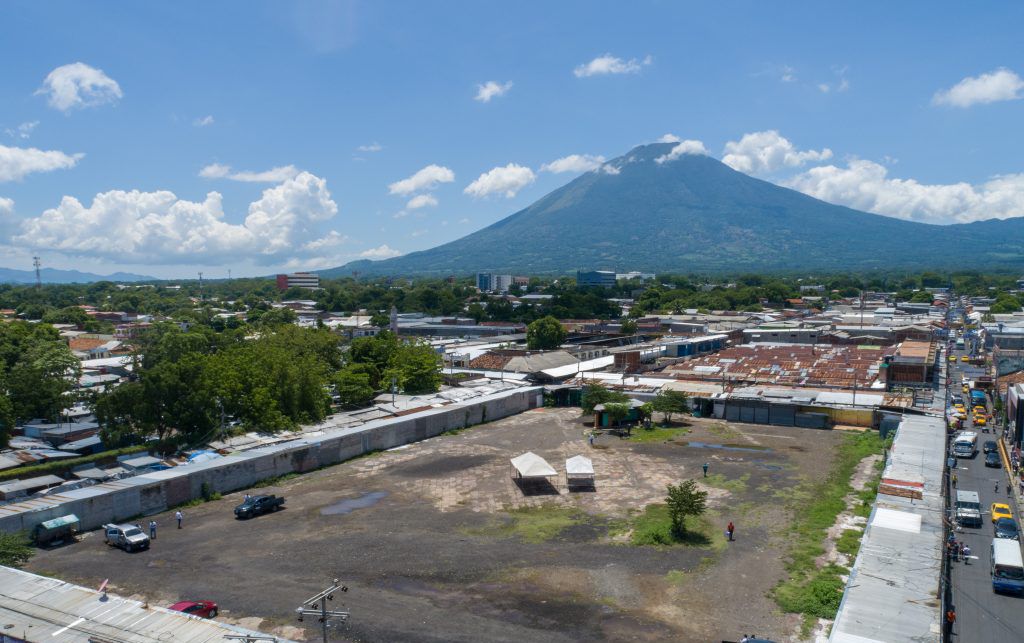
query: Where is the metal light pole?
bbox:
[295,579,349,643]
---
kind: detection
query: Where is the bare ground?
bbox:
[27,409,844,642]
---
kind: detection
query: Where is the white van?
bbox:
[953,432,978,458]
[991,538,1024,594]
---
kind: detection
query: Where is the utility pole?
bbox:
[33,256,41,289]
[198,271,204,302]
[295,579,349,643]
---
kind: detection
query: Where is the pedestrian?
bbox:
[995,480,1000,493]
[244,493,251,501]
[149,520,157,540]
[588,433,594,447]
[727,521,735,541]
[945,607,956,638]
[952,472,957,487]
[175,510,183,529]
[702,462,709,478]
[963,544,971,564]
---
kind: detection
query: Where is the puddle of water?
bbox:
[686,441,774,454]
[321,491,388,515]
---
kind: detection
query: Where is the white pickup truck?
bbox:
[103,523,150,552]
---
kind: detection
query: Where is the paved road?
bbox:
[946,324,1024,640]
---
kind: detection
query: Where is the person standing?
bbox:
[727,521,735,541]
[702,462,709,478]
[175,510,183,529]
[149,520,157,540]
[963,544,971,564]
[945,607,956,638]
[588,433,594,447]
[952,472,957,488]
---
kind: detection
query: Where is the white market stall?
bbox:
[509,452,557,480]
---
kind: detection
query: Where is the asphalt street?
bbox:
[946,316,1024,640]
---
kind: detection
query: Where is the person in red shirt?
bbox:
[727,521,735,541]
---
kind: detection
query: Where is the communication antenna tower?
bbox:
[33,256,41,288]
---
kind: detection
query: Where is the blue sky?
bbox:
[1,1,1023,278]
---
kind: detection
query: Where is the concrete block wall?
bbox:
[0,387,539,535]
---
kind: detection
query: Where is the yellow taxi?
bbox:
[963,386,970,394]
[961,355,969,362]
[948,354,957,362]
[974,415,987,426]
[992,503,1013,523]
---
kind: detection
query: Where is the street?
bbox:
[946,309,1024,640]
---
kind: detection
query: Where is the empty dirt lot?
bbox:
[27,408,844,642]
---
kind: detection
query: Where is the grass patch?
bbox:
[706,423,740,440]
[469,505,587,544]
[835,528,864,558]
[0,531,34,567]
[628,426,690,443]
[614,503,727,549]
[704,473,750,493]
[771,431,885,622]
[665,569,689,585]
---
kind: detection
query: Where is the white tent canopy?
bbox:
[565,455,594,477]
[510,452,557,478]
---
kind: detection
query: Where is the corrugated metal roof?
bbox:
[830,415,945,643]
[0,565,294,642]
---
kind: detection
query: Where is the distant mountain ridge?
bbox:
[323,142,1024,276]
[0,267,155,284]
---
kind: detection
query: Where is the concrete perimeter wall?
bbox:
[0,387,542,535]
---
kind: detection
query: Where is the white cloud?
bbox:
[0,197,13,216]
[781,65,796,83]
[360,244,402,259]
[657,133,681,143]
[574,53,652,78]
[458,218,470,224]
[817,83,831,94]
[933,68,1024,108]
[301,230,348,252]
[194,115,215,127]
[5,121,39,139]
[784,159,1024,224]
[356,142,383,152]
[15,171,339,264]
[199,163,300,183]
[722,131,832,175]
[474,80,513,102]
[37,62,122,112]
[388,164,455,196]
[601,164,621,175]
[655,140,708,164]
[818,65,850,94]
[540,154,606,173]
[464,163,536,198]
[0,144,83,182]
[406,194,438,210]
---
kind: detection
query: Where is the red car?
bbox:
[169,600,218,618]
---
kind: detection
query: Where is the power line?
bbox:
[295,579,349,642]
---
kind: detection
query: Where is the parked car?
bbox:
[234,494,284,519]
[993,503,1014,523]
[984,441,998,454]
[102,523,150,552]
[985,451,1002,467]
[995,518,1020,541]
[169,600,219,618]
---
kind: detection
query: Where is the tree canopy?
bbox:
[526,315,567,350]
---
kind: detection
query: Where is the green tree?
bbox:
[385,340,442,394]
[652,389,690,425]
[334,366,376,409]
[666,480,707,537]
[526,315,567,350]
[604,402,631,427]
[620,319,638,335]
[580,383,629,415]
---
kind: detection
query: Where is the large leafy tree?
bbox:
[652,389,690,424]
[526,315,567,350]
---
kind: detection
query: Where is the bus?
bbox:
[953,432,978,458]
[991,538,1024,594]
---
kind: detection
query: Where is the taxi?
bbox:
[974,415,987,426]
[993,503,1013,523]
[961,355,969,362]
[948,354,958,362]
